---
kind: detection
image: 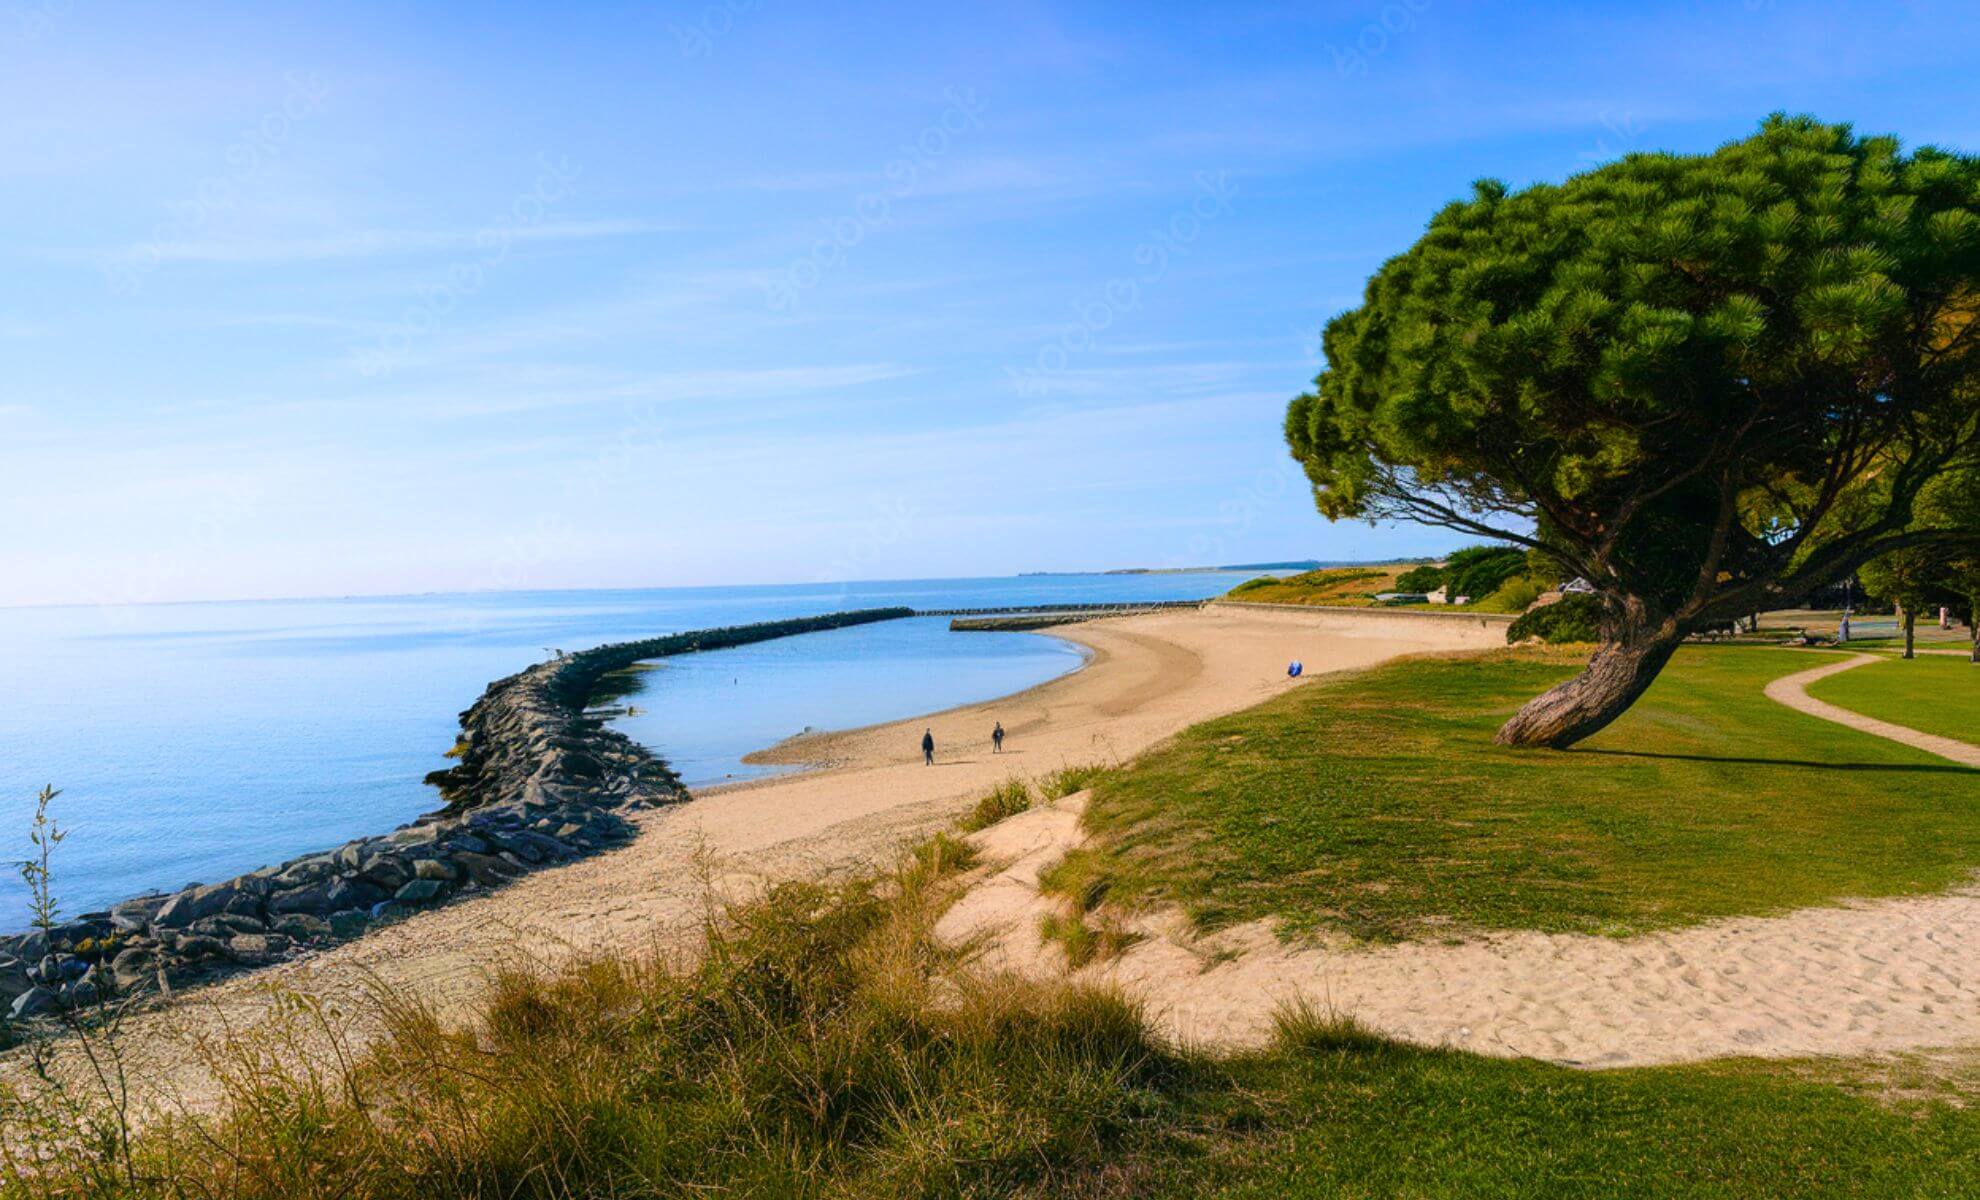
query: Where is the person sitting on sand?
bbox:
[922,728,935,766]
[992,722,1005,753]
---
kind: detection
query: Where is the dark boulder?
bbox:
[9,986,60,1020]
[394,879,445,905]
[109,894,169,934]
[154,881,245,929]
[355,851,413,892]
[272,913,331,941]
[108,947,158,993]
[268,877,384,917]
[412,857,458,882]
[452,851,523,886]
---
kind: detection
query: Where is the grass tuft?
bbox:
[958,778,1033,833]
[1038,910,1142,969]
[1039,762,1112,799]
[1270,1001,1393,1057]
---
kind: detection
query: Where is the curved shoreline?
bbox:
[5,605,1494,1116]
[725,634,1098,785]
[0,608,911,1024]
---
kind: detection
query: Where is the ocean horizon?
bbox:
[0,572,1257,926]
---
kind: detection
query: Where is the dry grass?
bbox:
[0,831,1197,1199]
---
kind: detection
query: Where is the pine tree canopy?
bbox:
[1288,114,1980,625]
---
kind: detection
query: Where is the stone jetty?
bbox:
[0,608,912,1027]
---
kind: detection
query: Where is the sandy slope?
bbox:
[13,604,1486,1116]
[940,651,1980,1068]
[942,791,1980,1066]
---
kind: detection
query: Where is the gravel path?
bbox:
[1765,653,1980,768]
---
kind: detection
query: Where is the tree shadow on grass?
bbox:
[1571,748,1980,775]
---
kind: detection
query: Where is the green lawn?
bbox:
[1808,653,1980,747]
[1067,645,1980,942]
[1147,1029,1980,1199]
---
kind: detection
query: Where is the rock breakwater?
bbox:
[0,608,913,1028]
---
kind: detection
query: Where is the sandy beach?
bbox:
[26,604,1488,1114]
[19,603,1979,1118]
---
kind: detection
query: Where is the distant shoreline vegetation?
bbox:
[1019,557,1430,578]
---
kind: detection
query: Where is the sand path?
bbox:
[1767,654,1980,768]
[11,605,1486,1116]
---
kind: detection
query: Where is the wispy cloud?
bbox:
[48,219,677,266]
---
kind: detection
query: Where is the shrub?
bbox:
[1507,594,1604,645]
[1394,563,1445,593]
[1471,575,1545,614]
[1445,545,1527,603]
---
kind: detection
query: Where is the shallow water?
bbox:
[0,574,1251,922]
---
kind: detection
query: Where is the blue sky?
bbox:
[3,1,1976,605]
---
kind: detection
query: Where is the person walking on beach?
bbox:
[992,722,1005,754]
[922,728,935,766]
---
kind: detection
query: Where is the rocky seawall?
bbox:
[0,608,912,1027]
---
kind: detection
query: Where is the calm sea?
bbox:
[0,574,1254,924]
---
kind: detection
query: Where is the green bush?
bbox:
[1445,545,1527,603]
[1394,563,1444,593]
[1506,595,1604,644]
[1471,575,1545,614]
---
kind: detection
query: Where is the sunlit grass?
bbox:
[10,700,1980,1196]
[1070,645,1980,942]
[1807,653,1980,747]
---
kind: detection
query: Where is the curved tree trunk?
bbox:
[1495,604,1684,749]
